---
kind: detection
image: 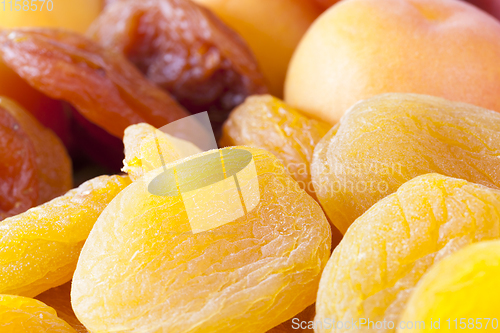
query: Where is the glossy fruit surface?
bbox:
[0,96,71,220]
[0,294,76,333]
[72,147,331,333]
[89,0,267,118]
[0,175,130,297]
[399,240,500,332]
[312,93,500,233]
[0,28,189,138]
[221,95,331,199]
[316,173,500,333]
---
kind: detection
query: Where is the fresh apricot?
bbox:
[193,0,321,96]
[285,0,500,124]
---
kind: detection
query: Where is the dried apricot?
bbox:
[122,123,202,181]
[220,95,331,199]
[312,93,500,233]
[36,282,88,333]
[88,0,268,117]
[0,294,76,332]
[72,147,331,333]
[0,28,189,138]
[399,240,500,333]
[0,96,71,220]
[316,173,500,333]
[0,175,131,297]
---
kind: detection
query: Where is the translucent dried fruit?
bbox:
[268,304,315,333]
[72,147,331,333]
[0,175,131,297]
[221,95,331,199]
[399,240,500,333]
[122,123,202,181]
[0,96,71,220]
[316,173,500,333]
[0,29,189,138]
[36,282,88,333]
[88,0,268,118]
[0,294,76,332]
[312,93,500,233]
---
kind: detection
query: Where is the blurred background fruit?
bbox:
[0,0,103,34]
[285,0,500,125]
[193,0,322,97]
[463,0,500,20]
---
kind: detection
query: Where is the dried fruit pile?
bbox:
[2,0,500,332]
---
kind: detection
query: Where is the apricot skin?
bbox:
[285,0,500,124]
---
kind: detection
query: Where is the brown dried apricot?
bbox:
[0,28,189,138]
[88,0,268,118]
[0,175,130,297]
[0,96,71,220]
[36,282,88,333]
[220,95,331,199]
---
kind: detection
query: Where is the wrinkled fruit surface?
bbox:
[36,282,88,333]
[89,0,267,119]
[122,123,202,181]
[220,95,331,199]
[312,93,500,233]
[0,96,71,220]
[399,240,500,333]
[0,175,130,297]
[72,147,331,333]
[316,173,500,333]
[0,29,189,138]
[0,294,76,332]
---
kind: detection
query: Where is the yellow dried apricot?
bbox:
[316,173,500,333]
[399,240,500,333]
[0,294,76,332]
[122,123,202,181]
[36,282,88,333]
[0,175,131,297]
[72,147,331,333]
[220,95,331,199]
[312,93,500,233]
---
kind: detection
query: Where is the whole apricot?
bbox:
[285,0,500,124]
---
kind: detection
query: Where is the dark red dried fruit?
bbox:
[0,28,189,138]
[88,0,268,118]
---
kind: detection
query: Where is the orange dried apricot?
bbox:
[0,28,189,138]
[220,95,331,199]
[0,294,76,332]
[312,93,500,234]
[72,147,331,332]
[88,0,268,117]
[0,96,71,220]
[36,282,88,333]
[0,175,131,297]
[316,173,500,333]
